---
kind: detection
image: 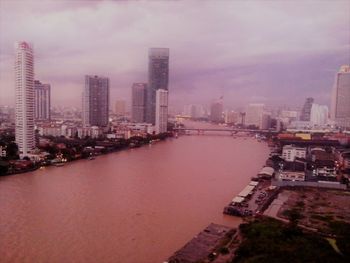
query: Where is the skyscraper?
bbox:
[331,65,350,128]
[15,41,35,155]
[146,48,169,124]
[131,83,147,123]
[155,89,168,134]
[300,97,314,121]
[82,75,109,127]
[34,80,51,120]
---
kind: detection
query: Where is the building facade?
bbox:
[245,103,264,129]
[131,83,147,123]
[210,101,223,122]
[15,41,35,155]
[82,75,109,127]
[300,97,314,121]
[282,145,307,162]
[0,145,6,157]
[183,104,205,118]
[146,48,169,124]
[310,103,328,126]
[224,110,239,124]
[155,89,168,134]
[331,65,350,128]
[34,80,51,120]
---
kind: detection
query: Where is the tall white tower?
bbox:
[155,89,168,134]
[15,41,35,155]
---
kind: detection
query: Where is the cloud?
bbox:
[0,0,349,110]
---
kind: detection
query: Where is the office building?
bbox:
[300,97,314,121]
[131,83,147,123]
[115,100,126,116]
[146,48,169,124]
[155,89,168,134]
[331,65,350,128]
[82,75,109,127]
[15,41,35,155]
[34,80,51,120]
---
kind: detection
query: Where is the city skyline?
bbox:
[1,0,349,109]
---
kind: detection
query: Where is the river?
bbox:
[0,129,269,263]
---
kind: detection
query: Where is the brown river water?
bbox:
[0,131,269,263]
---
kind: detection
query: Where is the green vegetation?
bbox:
[0,132,173,175]
[233,217,347,263]
[310,214,333,222]
[282,208,304,225]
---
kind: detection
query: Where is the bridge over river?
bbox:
[173,127,277,135]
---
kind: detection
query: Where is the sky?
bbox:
[0,0,349,111]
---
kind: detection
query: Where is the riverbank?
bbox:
[0,132,174,176]
[166,216,349,263]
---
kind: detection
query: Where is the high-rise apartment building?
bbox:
[115,100,126,116]
[146,48,169,124]
[183,104,205,118]
[331,65,350,128]
[224,110,239,124]
[210,101,223,122]
[82,75,109,127]
[155,89,168,134]
[15,41,35,155]
[34,80,50,120]
[245,103,265,129]
[300,97,314,121]
[310,104,329,126]
[131,83,147,123]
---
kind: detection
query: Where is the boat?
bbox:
[88,156,95,160]
[54,163,64,167]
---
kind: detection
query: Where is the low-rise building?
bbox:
[278,171,305,181]
[313,167,337,177]
[0,145,7,157]
[311,149,335,168]
[282,145,307,162]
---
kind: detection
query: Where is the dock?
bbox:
[223,179,277,217]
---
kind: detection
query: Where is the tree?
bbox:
[6,142,19,160]
[0,160,9,175]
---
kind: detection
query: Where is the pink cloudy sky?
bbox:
[0,0,349,110]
